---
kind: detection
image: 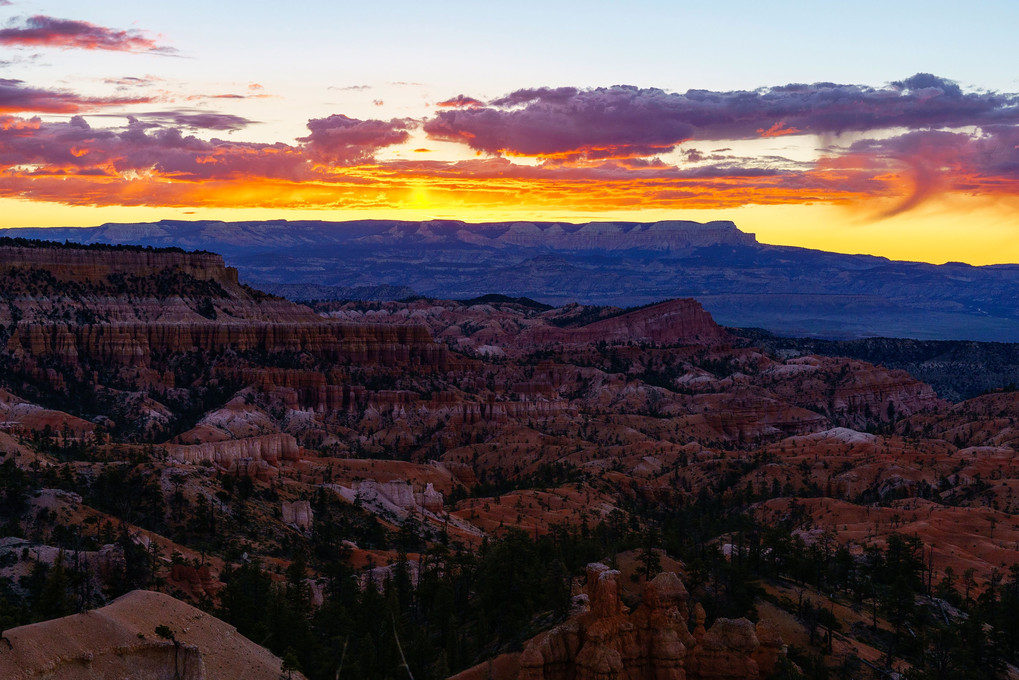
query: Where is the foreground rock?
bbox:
[0,590,301,680]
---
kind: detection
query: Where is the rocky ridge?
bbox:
[8,219,1019,340]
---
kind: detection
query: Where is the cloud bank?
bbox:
[299,114,412,165]
[0,78,152,113]
[424,75,1019,161]
[0,73,1017,215]
[0,15,175,54]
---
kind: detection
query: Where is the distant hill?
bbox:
[735,329,1019,402]
[6,218,1019,341]
[252,282,416,302]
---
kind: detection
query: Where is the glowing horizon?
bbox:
[1,2,1018,266]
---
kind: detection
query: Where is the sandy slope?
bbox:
[0,589,300,680]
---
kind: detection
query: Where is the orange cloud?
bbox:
[757,121,800,137]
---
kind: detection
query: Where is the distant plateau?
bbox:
[5,218,1018,342]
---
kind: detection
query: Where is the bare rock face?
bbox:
[164,433,299,468]
[751,622,784,677]
[230,458,277,481]
[170,563,220,598]
[518,566,778,680]
[686,618,760,680]
[420,483,444,512]
[629,571,696,680]
[568,299,731,346]
[347,479,445,517]
[693,390,829,442]
[0,245,235,286]
[0,244,461,443]
[282,499,314,530]
[898,391,1019,448]
[326,296,728,355]
[8,319,449,371]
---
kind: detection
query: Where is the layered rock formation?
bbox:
[761,356,945,429]
[337,479,445,517]
[7,318,448,371]
[4,237,1019,680]
[0,241,449,377]
[898,390,1019,448]
[165,432,300,467]
[0,244,234,285]
[518,565,782,680]
[0,241,454,440]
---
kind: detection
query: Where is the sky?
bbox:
[1,0,1018,264]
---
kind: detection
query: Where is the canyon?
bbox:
[0,239,1016,679]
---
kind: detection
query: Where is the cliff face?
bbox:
[2,238,1014,680]
[7,320,448,369]
[0,242,458,443]
[165,432,300,466]
[484,220,757,252]
[0,245,235,285]
[0,245,943,458]
[0,243,448,370]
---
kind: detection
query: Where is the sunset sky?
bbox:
[1,1,1018,264]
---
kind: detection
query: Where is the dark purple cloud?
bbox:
[299,114,412,164]
[0,15,175,53]
[0,78,151,113]
[0,114,306,182]
[124,110,255,131]
[103,76,155,87]
[424,75,1019,160]
[892,73,963,98]
[0,108,420,189]
[425,86,696,160]
[490,87,579,107]
[436,94,485,108]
